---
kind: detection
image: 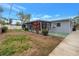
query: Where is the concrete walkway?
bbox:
[49,30,79,56]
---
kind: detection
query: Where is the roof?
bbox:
[25,18,72,24]
[51,19,71,22]
[26,19,51,23]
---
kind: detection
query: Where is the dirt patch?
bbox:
[0,30,63,56]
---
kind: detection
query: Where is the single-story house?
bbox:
[25,19,74,33]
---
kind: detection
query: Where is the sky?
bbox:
[0,3,79,23]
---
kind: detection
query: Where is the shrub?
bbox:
[24,28,29,31]
[42,29,48,36]
[1,26,8,33]
[22,24,29,31]
[16,22,21,26]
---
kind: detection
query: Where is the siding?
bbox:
[49,21,73,33]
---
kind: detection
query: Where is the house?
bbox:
[49,19,73,33]
[25,20,51,32]
[25,19,74,33]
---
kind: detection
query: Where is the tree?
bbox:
[23,14,31,23]
[0,20,6,25]
[0,6,4,18]
[16,22,21,26]
[73,16,79,24]
[17,11,31,24]
[9,18,12,25]
[0,6,4,23]
[71,16,79,30]
[17,11,23,21]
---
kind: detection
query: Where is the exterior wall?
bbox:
[4,25,22,29]
[0,24,2,28]
[49,21,73,33]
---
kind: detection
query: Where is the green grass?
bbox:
[0,35,32,56]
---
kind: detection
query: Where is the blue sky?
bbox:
[0,3,79,22]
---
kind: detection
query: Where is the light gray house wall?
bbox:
[49,20,73,33]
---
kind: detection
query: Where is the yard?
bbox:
[0,30,63,56]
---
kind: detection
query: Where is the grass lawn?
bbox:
[0,30,63,56]
[0,35,32,55]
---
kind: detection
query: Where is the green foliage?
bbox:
[24,28,29,31]
[0,35,31,55]
[0,20,6,25]
[73,16,79,24]
[42,29,48,36]
[16,22,21,26]
[22,24,29,31]
[1,26,8,33]
[17,11,31,23]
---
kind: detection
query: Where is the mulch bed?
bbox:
[0,30,63,56]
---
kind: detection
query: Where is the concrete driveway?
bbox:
[49,30,79,56]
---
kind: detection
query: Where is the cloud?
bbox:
[33,14,60,20]
[32,17,40,20]
[55,14,60,17]
[31,14,53,21]
[41,15,52,19]
[31,14,76,21]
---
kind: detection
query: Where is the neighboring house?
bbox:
[25,19,74,33]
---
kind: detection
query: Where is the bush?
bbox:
[42,29,48,36]
[1,26,8,33]
[24,28,29,31]
[16,22,21,26]
[22,24,29,31]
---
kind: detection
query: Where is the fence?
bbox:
[4,25,22,29]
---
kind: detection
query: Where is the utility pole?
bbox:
[8,3,13,24]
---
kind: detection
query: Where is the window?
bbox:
[57,23,61,27]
